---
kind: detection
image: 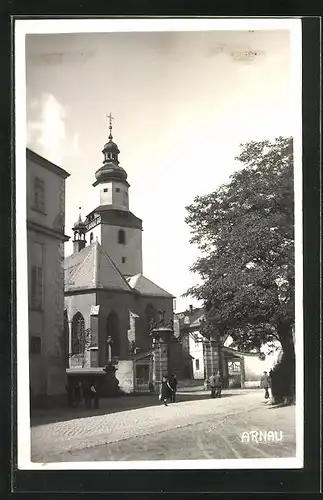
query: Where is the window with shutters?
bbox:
[33,177,45,213]
[31,265,43,310]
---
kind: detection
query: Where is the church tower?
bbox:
[84,114,143,277]
[72,207,87,253]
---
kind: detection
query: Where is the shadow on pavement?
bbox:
[30,391,241,427]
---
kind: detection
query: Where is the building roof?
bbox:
[27,148,70,179]
[64,241,132,292]
[127,273,174,298]
[85,208,142,230]
[175,307,204,329]
[94,162,128,185]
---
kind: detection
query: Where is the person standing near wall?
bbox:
[260,371,271,399]
[169,373,177,403]
[214,370,222,398]
[89,381,99,409]
[159,375,169,406]
[209,373,216,398]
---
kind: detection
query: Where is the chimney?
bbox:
[189,304,193,314]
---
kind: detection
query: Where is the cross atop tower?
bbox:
[106,112,114,140]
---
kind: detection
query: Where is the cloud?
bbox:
[27,94,66,164]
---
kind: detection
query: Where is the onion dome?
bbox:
[94,112,128,185]
[73,207,86,231]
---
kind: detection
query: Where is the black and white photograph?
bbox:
[15,18,303,470]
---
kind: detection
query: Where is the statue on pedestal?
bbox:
[157,309,166,327]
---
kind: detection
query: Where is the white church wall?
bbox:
[111,182,129,210]
[100,224,143,276]
[98,181,113,206]
[96,180,129,211]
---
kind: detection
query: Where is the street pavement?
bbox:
[31,389,296,463]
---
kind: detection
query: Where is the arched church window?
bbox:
[71,312,85,355]
[118,229,126,244]
[106,311,120,360]
[90,232,94,244]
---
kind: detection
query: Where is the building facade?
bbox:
[27,148,70,407]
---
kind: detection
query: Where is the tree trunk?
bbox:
[277,320,295,403]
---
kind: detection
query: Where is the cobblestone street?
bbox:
[31,389,296,463]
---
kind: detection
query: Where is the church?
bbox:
[64,117,191,393]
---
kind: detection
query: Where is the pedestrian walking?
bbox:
[260,371,271,399]
[166,376,174,403]
[209,371,222,398]
[159,375,170,406]
[209,373,216,398]
[89,381,99,409]
[169,373,177,403]
[214,370,222,398]
[74,381,83,408]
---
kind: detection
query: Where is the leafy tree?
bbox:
[185,137,295,399]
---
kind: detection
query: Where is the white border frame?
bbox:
[15,17,303,471]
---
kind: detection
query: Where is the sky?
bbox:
[25,27,295,312]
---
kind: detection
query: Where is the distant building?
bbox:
[64,119,191,392]
[175,307,205,379]
[27,149,70,407]
[175,306,281,387]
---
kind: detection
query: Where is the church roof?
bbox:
[64,241,132,292]
[86,207,142,230]
[127,273,174,298]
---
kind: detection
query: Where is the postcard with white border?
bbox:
[15,17,303,471]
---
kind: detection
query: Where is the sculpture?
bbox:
[157,309,166,327]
